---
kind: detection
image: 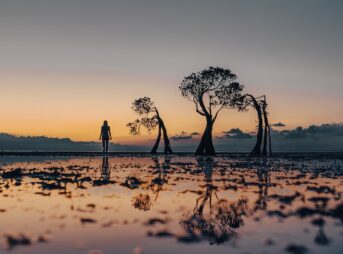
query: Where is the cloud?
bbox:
[190,132,200,136]
[171,131,199,141]
[273,123,343,139]
[171,135,193,141]
[1,123,343,152]
[219,128,253,139]
[271,122,286,127]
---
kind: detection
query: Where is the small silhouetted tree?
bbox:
[180,67,244,155]
[127,97,172,154]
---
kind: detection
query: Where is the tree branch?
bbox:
[208,96,213,117]
[194,98,206,116]
[213,104,224,122]
[198,94,210,117]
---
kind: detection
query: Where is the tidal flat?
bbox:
[0,154,342,254]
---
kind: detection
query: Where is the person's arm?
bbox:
[99,128,103,140]
[109,127,112,140]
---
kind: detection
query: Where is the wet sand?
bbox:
[0,154,342,253]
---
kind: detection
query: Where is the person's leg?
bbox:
[102,139,105,152]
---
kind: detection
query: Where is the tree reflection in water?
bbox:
[254,159,271,212]
[132,193,152,211]
[150,156,171,201]
[132,156,172,211]
[179,157,248,245]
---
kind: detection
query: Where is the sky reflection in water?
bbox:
[0,155,342,254]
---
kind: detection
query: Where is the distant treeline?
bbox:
[1,126,343,152]
[0,133,145,152]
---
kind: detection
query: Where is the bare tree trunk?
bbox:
[195,127,207,155]
[195,118,215,156]
[204,121,215,155]
[151,125,161,154]
[262,106,272,156]
[268,126,272,156]
[262,117,268,156]
[249,96,263,156]
[159,117,173,154]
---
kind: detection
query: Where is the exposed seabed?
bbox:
[0,152,342,254]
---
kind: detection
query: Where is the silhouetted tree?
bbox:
[242,94,272,156]
[242,94,264,156]
[127,97,172,154]
[261,97,272,156]
[180,67,244,155]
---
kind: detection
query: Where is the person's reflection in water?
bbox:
[99,120,112,153]
[101,156,110,182]
[92,156,113,186]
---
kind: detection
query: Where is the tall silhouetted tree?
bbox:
[180,67,244,155]
[242,94,272,156]
[242,94,264,156]
[127,97,173,154]
[261,97,272,156]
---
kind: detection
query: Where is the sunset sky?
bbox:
[1,0,342,144]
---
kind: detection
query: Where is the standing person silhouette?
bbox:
[99,120,112,153]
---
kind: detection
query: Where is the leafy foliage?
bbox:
[180,67,244,120]
[131,97,155,115]
[127,97,159,135]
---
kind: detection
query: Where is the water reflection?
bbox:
[93,156,114,186]
[131,156,171,210]
[179,157,248,245]
[0,155,342,253]
[254,161,270,211]
[150,156,171,201]
[101,156,110,181]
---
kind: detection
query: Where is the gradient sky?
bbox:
[0,0,342,143]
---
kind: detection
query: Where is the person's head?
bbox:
[103,120,108,126]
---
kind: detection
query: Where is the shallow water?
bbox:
[0,155,342,254]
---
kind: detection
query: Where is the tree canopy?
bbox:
[127,97,159,135]
[180,66,245,121]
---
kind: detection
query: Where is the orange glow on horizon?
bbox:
[1,69,342,143]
